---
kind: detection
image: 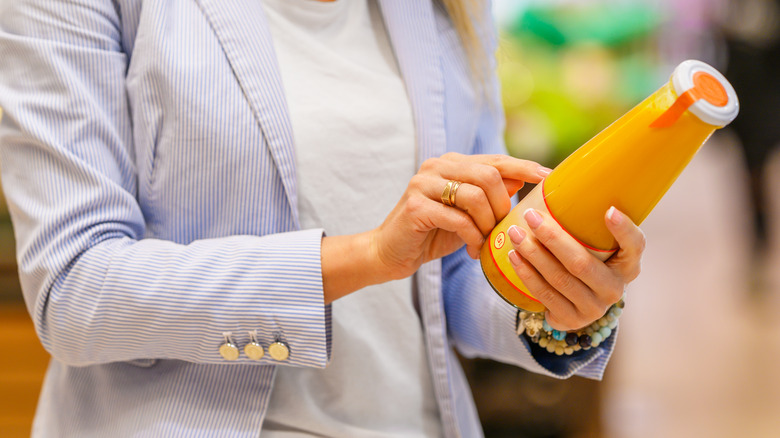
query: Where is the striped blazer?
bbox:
[0,0,616,436]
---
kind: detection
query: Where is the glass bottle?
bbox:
[481,60,739,312]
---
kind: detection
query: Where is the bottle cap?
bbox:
[670,59,739,127]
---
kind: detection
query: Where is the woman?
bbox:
[0,0,645,436]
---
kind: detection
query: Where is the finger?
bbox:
[410,195,486,255]
[416,174,498,236]
[448,182,499,235]
[442,152,549,188]
[522,209,622,306]
[604,206,646,282]
[503,178,529,197]
[509,251,598,332]
[508,222,600,316]
[433,157,513,221]
[433,153,550,219]
[507,245,578,328]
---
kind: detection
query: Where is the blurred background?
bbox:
[462,0,780,437]
[1,0,779,436]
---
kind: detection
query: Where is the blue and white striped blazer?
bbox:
[0,0,616,436]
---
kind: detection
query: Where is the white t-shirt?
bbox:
[260,0,443,436]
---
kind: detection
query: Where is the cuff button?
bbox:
[219,332,240,361]
[219,342,240,361]
[268,341,290,361]
[244,342,265,360]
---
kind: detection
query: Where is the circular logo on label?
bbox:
[494,232,505,249]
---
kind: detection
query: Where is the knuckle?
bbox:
[454,213,472,229]
[441,152,461,161]
[469,192,492,215]
[577,301,605,325]
[488,154,510,168]
[519,239,541,259]
[408,174,426,190]
[547,310,578,331]
[568,254,593,279]
[616,254,642,284]
[531,223,557,245]
[477,166,503,187]
[419,157,439,173]
[606,284,625,304]
[548,269,576,292]
[457,186,477,208]
[534,286,561,309]
[635,229,647,254]
[444,208,472,230]
[403,195,426,215]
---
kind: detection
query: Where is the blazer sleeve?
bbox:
[441,7,617,380]
[0,0,331,368]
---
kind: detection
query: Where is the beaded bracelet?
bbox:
[516,297,625,356]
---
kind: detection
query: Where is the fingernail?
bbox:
[508,249,522,267]
[607,206,622,225]
[537,166,553,177]
[507,225,526,245]
[524,208,543,229]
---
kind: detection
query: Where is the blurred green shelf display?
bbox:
[512,3,661,48]
[497,1,664,167]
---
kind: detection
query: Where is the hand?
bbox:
[371,152,550,281]
[322,153,550,304]
[507,206,645,331]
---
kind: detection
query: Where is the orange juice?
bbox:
[481,60,739,312]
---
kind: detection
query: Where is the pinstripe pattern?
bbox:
[0,0,613,436]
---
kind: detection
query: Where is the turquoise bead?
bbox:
[543,320,553,332]
[599,326,612,339]
[591,332,604,346]
[552,330,566,341]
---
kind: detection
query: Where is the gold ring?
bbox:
[449,181,461,207]
[441,180,454,206]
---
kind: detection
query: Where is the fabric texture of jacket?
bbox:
[0,0,616,436]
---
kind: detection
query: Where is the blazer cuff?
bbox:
[207,228,332,368]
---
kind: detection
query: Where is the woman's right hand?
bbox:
[322,152,550,303]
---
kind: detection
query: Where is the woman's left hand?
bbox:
[507,206,645,331]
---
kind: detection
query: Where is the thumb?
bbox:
[604,206,646,281]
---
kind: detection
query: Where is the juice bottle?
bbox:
[481,60,739,312]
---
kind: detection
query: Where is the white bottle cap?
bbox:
[671,60,739,127]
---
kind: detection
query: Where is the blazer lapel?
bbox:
[195,0,449,225]
[196,0,300,227]
[377,0,447,165]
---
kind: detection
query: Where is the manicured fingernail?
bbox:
[537,166,553,177]
[607,206,622,225]
[524,208,543,229]
[507,225,526,245]
[508,249,522,267]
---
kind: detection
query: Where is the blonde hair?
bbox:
[439,0,490,99]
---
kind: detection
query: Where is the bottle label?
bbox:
[485,185,548,304]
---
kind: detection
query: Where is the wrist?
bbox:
[517,297,625,356]
[321,231,396,304]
